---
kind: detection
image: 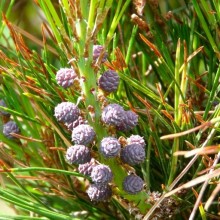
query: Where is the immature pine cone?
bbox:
[123,174,144,194]
[65,116,87,131]
[87,184,112,202]
[101,104,125,127]
[56,68,78,89]
[91,164,113,185]
[54,102,80,123]
[120,144,146,166]
[66,145,91,165]
[93,45,108,63]
[78,158,97,176]
[98,70,119,93]
[100,137,121,158]
[0,100,10,116]
[3,121,20,139]
[127,135,146,148]
[116,110,138,131]
[72,124,96,145]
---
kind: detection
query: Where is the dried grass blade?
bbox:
[204,183,220,210]
[174,145,220,157]
[161,121,211,140]
[165,168,220,198]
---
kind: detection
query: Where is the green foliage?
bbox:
[1,0,220,219]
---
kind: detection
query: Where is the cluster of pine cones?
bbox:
[54,45,147,201]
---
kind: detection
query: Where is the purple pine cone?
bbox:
[120,144,146,166]
[56,68,78,89]
[72,124,95,145]
[101,104,138,131]
[116,110,138,131]
[123,174,144,194]
[87,184,112,202]
[127,135,146,148]
[78,158,96,176]
[93,45,108,63]
[54,102,80,123]
[100,137,121,158]
[0,100,10,116]
[3,121,20,139]
[101,104,125,127]
[98,70,119,93]
[91,164,113,185]
[66,145,91,165]
[65,116,87,131]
